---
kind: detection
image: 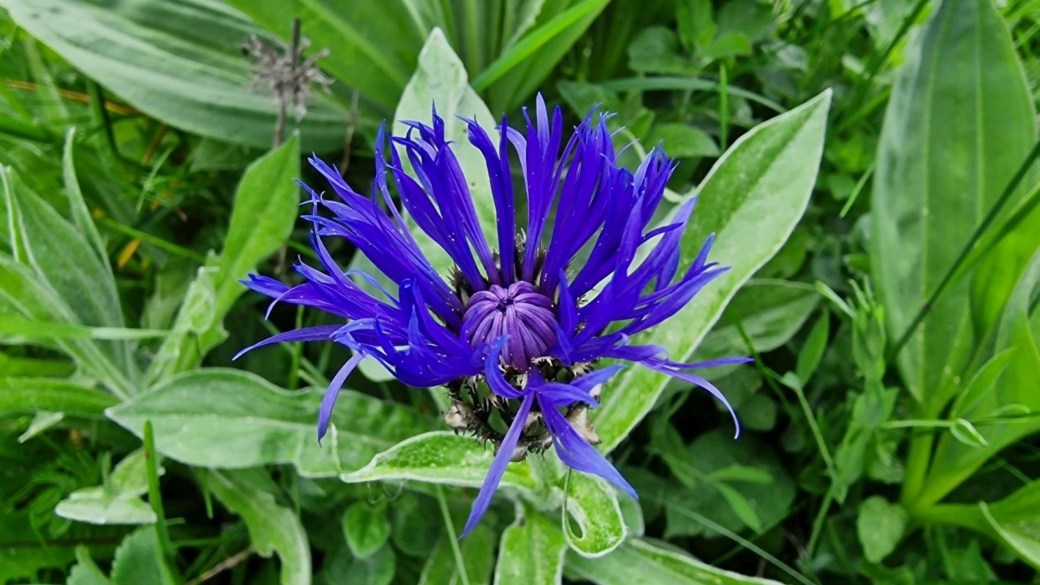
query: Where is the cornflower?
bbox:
[238,96,746,536]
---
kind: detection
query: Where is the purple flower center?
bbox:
[460,282,557,370]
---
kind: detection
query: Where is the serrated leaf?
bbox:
[595,90,831,453]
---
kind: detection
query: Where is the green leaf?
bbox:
[419,525,496,585]
[494,503,566,585]
[923,250,1040,505]
[564,472,627,558]
[324,544,396,585]
[68,547,114,585]
[0,315,169,341]
[871,0,1036,407]
[62,128,109,273]
[795,311,829,384]
[107,368,434,477]
[476,0,610,103]
[56,450,160,525]
[0,0,356,149]
[964,480,1040,570]
[645,123,719,159]
[202,469,310,585]
[109,528,178,585]
[565,537,783,585]
[217,135,301,317]
[663,431,794,539]
[0,377,117,418]
[340,432,539,493]
[342,502,391,560]
[856,496,908,563]
[594,90,831,453]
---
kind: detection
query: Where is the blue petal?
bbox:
[317,351,366,443]
[232,325,341,361]
[461,392,535,538]
[539,396,637,499]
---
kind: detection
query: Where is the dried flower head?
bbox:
[243,31,332,121]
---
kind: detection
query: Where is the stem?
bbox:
[719,64,729,151]
[901,430,934,512]
[144,421,181,583]
[805,487,834,558]
[273,18,301,148]
[888,141,1040,364]
[435,486,471,585]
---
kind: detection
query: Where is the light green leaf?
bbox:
[494,503,566,585]
[202,469,310,585]
[796,311,829,384]
[62,128,108,271]
[107,369,434,477]
[56,450,161,525]
[18,410,65,442]
[871,0,1036,407]
[420,525,496,585]
[563,472,627,558]
[0,0,356,149]
[565,537,783,585]
[68,547,113,585]
[856,496,908,563]
[343,502,391,560]
[109,528,178,585]
[216,134,300,317]
[645,123,719,159]
[0,377,117,418]
[0,315,169,341]
[971,480,1040,570]
[340,431,539,493]
[595,90,831,453]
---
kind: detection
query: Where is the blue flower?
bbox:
[238,95,747,537]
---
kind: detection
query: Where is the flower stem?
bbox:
[435,485,471,585]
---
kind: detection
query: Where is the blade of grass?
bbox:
[471,0,610,91]
[0,315,170,340]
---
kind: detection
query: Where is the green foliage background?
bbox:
[1,0,1040,583]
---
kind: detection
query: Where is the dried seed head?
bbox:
[243,33,333,121]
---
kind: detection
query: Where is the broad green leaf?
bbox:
[494,503,566,585]
[644,123,719,159]
[565,537,783,585]
[420,526,496,585]
[871,0,1036,408]
[107,368,435,477]
[922,251,1040,505]
[56,450,160,525]
[340,432,539,494]
[216,134,300,317]
[343,501,391,559]
[564,472,627,558]
[595,90,831,453]
[856,496,908,563]
[202,469,310,585]
[147,136,300,384]
[0,0,356,149]
[0,377,117,418]
[109,528,178,585]
[390,28,496,278]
